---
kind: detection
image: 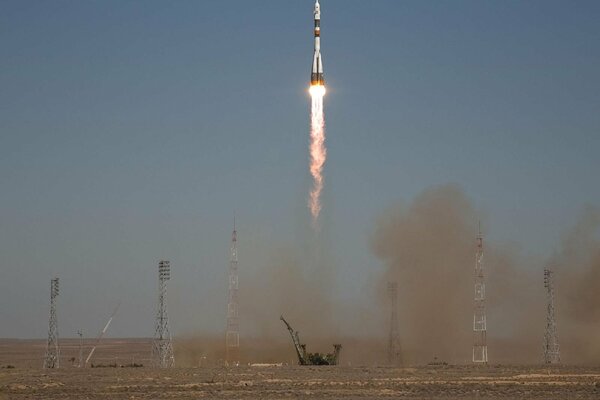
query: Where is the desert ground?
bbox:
[2,339,600,399]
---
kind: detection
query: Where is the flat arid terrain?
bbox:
[2,339,600,399]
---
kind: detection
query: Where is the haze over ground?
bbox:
[1,1,599,364]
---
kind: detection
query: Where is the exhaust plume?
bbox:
[308,85,326,230]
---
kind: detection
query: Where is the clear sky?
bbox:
[1,0,599,338]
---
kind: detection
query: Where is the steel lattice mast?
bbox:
[152,260,174,368]
[543,268,560,364]
[43,278,60,368]
[473,225,488,364]
[387,282,402,366]
[226,218,240,365]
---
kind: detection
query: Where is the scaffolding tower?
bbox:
[387,282,402,366]
[473,225,488,364]
[226,219,240,365]
[152,261,175,368]
[543,268,560,364]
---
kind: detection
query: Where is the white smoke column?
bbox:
[309,85,326,230]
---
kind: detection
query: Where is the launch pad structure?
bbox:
[280,315,341,366]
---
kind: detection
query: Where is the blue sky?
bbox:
[1,0,599,338]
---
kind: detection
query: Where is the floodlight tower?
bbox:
[152,261,175,368]
[543,268,560,364]
[473,225,488,364]
[226,218,240,365]
[43,278,60,368]
[387,282,402,366]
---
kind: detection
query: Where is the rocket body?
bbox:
[311,0,324,86]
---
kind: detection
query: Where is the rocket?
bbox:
[311,0,325,86]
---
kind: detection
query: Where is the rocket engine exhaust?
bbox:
[309,86,326,228]
[309,0,326,230]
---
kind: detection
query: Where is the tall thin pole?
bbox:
[473,224,488,364]
[77,330,83,368]
[85,303,120,367]
[387,282,402,366]
[43,278,60,368]
[226,217,240,365]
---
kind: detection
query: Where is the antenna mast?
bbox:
[473,224,488,364]
[226,217,240,365]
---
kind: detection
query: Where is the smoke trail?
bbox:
[309,86,326,229]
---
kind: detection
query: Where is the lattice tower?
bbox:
[543,268,560,364]
[226,219,240,365]
[152,261,175,367]
[43,278,60,368]
[473,225,488,364]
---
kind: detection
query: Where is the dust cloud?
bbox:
[175,244,340,366]
[553,207,600,363]
[177,185,600,366]
[370,185,600,365]
[370,184,479,364]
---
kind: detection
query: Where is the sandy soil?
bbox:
[2,339,600,399]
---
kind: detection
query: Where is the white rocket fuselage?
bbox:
[311,0,324,86]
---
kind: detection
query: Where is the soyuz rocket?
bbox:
[311,0,325,86]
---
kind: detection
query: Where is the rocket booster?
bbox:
[311,0,324,86]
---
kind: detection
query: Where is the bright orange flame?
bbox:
[309,84,326,230]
